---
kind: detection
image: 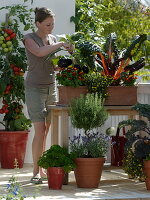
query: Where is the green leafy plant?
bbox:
[118,103,150,160]
[74,33,148,86]
[71,0,150,71]
[0,176,26,200]
[52,32,148,91]
[0,159,26,200]
[69,93,110,158]
[84,72,113,99]
[0,2,34,131]
[38,144,76,172]
[123,148,145,181]
[69,131,110,158]
[56,57,88,87]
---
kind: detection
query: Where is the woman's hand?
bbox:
[62,42,74,54]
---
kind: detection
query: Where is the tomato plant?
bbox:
[0,2,34,130]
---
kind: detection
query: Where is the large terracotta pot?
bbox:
[105,86,137,106]
[0,130,29,169]
[143,160,150,190]
[74,157,105,188]
[57,86,137,106]
[47,167,65,190]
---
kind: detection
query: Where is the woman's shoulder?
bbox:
[24,32,36,40]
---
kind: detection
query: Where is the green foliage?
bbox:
[56,61,86,88]
[38,145,76,172]
[70,93,108,132]
[118,103,150,159]
[84,72,113,99]
[0,2,33,130]
[123,148,145,181]
[75,33,147,85]
[72,0,150,71]
[69,132,110,158]
[57,32,147,86]
[0,171,26,200]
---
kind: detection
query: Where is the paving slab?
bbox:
[0,164,150,200]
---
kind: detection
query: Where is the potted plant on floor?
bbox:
[69,93,110,188]
[38,144,76,190]
[118,103,150,189]
[0,2,33,168]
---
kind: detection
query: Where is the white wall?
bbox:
[0,0,75,163]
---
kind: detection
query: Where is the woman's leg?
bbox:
[32,121,46,177]
[39,121,51,178]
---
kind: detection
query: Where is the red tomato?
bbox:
[13,66,21,72]
[10,33,16,39]
[3,29,14,35]
[5,36,11,41]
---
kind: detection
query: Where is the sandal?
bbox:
[41,177,47,181]
[30,177,43,184]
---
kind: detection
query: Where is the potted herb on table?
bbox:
[69,93,110,188]
[38,144,76,190]
[0,3,33,168]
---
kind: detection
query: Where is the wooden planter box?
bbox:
[57,86,137,106]
[105,86,137,106]
[57,86,88,105]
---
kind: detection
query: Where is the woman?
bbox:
[23,7,72,184]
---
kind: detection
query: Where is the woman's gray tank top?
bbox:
[24,32,56,88]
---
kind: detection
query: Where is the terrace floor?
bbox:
[0,164,150,200]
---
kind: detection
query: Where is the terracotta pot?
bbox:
[143,160,150,190]
[0,130,29,169]
[74,157,105,188]
[47,167,65,190]
[145,178,150,190]
[57,86,88,105]
[105,86,137,106]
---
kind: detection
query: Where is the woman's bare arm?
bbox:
[24,38,70,57]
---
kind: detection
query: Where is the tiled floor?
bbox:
[0,164,150,200]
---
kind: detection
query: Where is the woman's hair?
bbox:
[34,7,55,23]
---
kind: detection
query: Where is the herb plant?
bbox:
[69,93,110,158]
[38,144,76,172]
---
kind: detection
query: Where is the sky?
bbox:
[141,0,150,6]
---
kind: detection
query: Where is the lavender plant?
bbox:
[69,132,110,158]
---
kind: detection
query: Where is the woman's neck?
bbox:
[35,30,48,40]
